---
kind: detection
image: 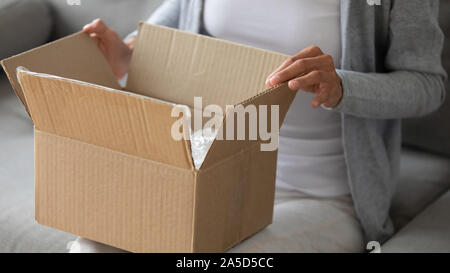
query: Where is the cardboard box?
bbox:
[1,23,295,252]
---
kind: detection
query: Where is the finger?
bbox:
[270,45,324,76]
[311,93,328,108]
[95,37,106,52]
[322,86,343,108]
[124,36,137,50]
[269,54,335,86]
[83,18,102,32]
[82,23,91,33]
[83,18,107,36]
[82,20,97,33]
[312,89,330,108]
[266,58,295,86]
[287,70,328,91]
[266,46,324,86]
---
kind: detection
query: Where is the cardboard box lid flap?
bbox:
[200,83,296,169]
[17,69,194,170]
[1,32,121,116]
[126,23,289,110]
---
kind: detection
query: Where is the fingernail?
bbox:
[269,75,280,85]
[288,80,299,90]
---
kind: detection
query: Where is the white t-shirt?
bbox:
[204,0,349,197]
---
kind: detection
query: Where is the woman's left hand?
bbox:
[266,45,343,108]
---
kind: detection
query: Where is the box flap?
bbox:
[1,32,120,116]
[126,23,288,110]
[17,69,193,170]
[200,83,296,169]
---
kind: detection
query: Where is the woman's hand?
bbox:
[83,18,134,80]
[266,46,343,108]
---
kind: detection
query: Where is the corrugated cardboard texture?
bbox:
[127,23,289,110]
[1,32,120,114]
[201,82,295,169]
[239,146,278,241]
[5,22,299,252]
[193,144,277,252]
[125,23,295,169]
[18,70,193,169]
[35,130,196,252]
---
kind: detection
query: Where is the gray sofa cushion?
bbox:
[46,0,163,39]
[402,0,450,156]
[0,0,53,61]
[391,148,450,230]
[0,76,76,253]
[383,191,450,253]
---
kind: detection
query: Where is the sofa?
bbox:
[0,0,449,253]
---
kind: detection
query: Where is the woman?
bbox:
[72,0,446,252]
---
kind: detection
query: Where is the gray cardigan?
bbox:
[137,0,447,243]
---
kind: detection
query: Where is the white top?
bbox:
[204,0,349,197]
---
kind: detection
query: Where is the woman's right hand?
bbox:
[83,18,135,80]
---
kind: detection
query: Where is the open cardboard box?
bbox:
[1,23,295,252]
